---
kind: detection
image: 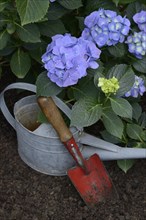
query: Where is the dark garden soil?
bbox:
[0,72,146,220]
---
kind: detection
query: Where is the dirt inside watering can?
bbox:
[24,121,41,132]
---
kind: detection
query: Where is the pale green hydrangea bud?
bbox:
[98,77,120,94]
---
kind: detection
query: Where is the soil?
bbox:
[0,72,146,220]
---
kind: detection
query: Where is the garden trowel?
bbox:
[37,96,114,207]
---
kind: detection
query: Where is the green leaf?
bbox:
[10,49,31,78]
[37,110,48,124]
[85,0,117,14]
[73,76,99,100]
[71,97,102,128]
[110,97,132,119]
[29,44,46,63]
[141,131,146,142]
[132,103,142,122]
[126,123,143,141]
[16,24,40,43]
[0,30,10,50]
[16,0,50,26]
[36,72,62,97]
[102,110,124,138]
[136,142,146,148]
[59,0,83,9]
[6,23,16,34]
[108,43,126,57]
[0,1,7,12]
[0,45,15,56]
[132,56,146,73]
[0,66,2,78]
[118,0,136,4]
[47,3,68,20]
[126,2,146,21]
[112,0,120,6]
[76,17,84,32]
[108,64,135,96]
[113,0,136,5]
[39,20,66,37]
[117,159,135,173]
[101,130,121,144]
[138,112,146,129]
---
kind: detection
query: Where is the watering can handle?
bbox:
[0,83,72,130]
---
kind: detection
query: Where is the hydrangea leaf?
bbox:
[71,97,102,128]
[16,24,41,43]
[10,49,31,78]
[101,130,121,144]
[29,44,46,63]
[0,30,10,50]
[126,123,143,141]
[118,0,137,4]
[141,131,146,142]
[108,43,126,57]
[36,72,63,97]
[117,159,136,173]
[0,66,2,78]
[47,3,68,20]
[16,0,50,26]
[0,1,8,12]
[108,64,135,96]
[73,76,99,100]
[132,103,142,122]
[138,112,146,129]
[102,110,124,138]
[110,97,133,119]
[132,57,146,74]
[85,0,117,14]
[59,0,83,9]
[126,2,146,21]
[39,20,66,37]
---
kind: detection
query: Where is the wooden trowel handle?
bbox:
[37,96,72,142]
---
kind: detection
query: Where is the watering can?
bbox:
[0,83,146,176]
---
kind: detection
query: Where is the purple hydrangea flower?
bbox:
[42,34,101,87]
[125,31,146,59]
[133,11,146,32]
[125,76,146,98]
[82,9,131,47]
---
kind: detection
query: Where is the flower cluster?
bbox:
[125,10,146,59]
[98,77,120,94]
[125,76,146,98]
[125,31,146,59]
[133,11,146,32]
[42,34,101,87]
[82,9,131,47]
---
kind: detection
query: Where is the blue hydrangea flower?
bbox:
[82,9,131,47]
[42,34,101,87]
[133,10,146,32]
[125,31,146,59]
[125,76,146,98]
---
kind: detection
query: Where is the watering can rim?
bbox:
[14,97,81,140]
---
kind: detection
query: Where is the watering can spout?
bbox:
[82,145,146,161]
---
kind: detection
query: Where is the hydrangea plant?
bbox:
[0,0,146,172]
[36,4,146,172]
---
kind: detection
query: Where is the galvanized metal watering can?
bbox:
[0,83,146,176]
